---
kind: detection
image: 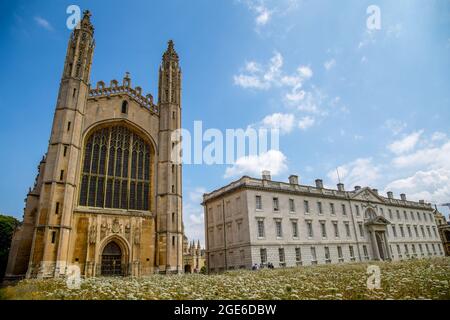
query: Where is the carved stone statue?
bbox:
[134,227,140,245]
[111,218,121,234]
[88,223,97,244]
[100,222,108,239]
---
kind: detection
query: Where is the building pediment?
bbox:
[351,187,385,203]
[365,215,391,226]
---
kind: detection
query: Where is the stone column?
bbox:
[382,231,391,260]
[370,230,381,260]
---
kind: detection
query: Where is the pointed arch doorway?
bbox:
[101,242,123,276]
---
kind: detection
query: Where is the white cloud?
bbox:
[224,149,287,178]
[327,158,381,189]
[233,51,283,90]
[383,119,407,136]
[298,66,313,78]
[387,130,423,155]
[324,58,336,70]
[385,169,450,203]
[298,116,315,130]
[392,140,450,169]
[431,131,447,142]
[254,6,271,25]
[188,187,206,204]
[34,16,53,31]
[260,113,295,134]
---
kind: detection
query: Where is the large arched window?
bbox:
[79,125,151,211]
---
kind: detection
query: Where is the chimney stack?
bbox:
[419,200,425,204]
[337,183,345,192]
[289,175,299,185]
[387,191,393,199]
[354,186,361,191]
[400,193,406,201]
[262,170,271,181]
[372,189,378,195]
[315,179,323,189]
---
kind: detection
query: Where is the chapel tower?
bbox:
[156,40,183,273]
[26,11,95,277]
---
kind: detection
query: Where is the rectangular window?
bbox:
[345,222,350,237]
[333,222,339,238]
[427,226,431,237]
[380,208,384,216]
[419,244,423,255]
[355,205,360,216]
[260,248,267,264]
[414,225,419,237]
[363,245,369,260]
[324,246,331,263]
[410,211,415,221]
[423,212,427,221]
[273,197,279,211]
[392,225,397,237]
[67,121,71,131]
[320,221,327,238]
[295,248,302,263]
[60,170,64,181]
[278,248,285,263]
[307,221,313,238]
[404,244,409,256]
[330,203,335,215]
[289,199,295,212]
[292,221,298,238]
[257,220,265,238]
[400,225,405,237]
[407,225,412,237]
[359,223,364,237]
[397,244,402,258]
[275,220,283,238]
[349,246,355,260]
[63,145,68,157]
[342,204,347,216]
[256,196,262,210]
[51,231,56,244]
[396,210,400,219]
[310,247,317,263]
[421,225,425,237]
[433,227,438,238]
[404,211,408,220]
[304,200,310,213]
[55,202,60,215]
[388,209,393,220]
[417,212,421,221]
[317,202,323,214]
[337,246,343,262]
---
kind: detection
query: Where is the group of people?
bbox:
[251,262,275,270]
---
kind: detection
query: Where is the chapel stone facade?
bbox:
[5,11,184,278]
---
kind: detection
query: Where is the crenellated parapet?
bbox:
[88,72,158,114]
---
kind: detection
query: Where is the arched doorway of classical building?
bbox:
[101,241,123,276]
[184,264,192,273]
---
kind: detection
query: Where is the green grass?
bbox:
[1,257,449,300]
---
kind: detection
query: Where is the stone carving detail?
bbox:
[88,223,97,244]
[112,218,121,234]
[134,227,141,245]
[100,221,109,239]
[125,223,131,241]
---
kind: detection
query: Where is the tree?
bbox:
[0,214,20,280]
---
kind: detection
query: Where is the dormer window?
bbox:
[121,101,128,114]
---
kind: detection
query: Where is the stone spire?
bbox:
[62,10,95,83]
[163,40,179,62]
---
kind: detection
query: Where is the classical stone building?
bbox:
[5,11,183,279]
[182,237,206,273]
[203,171,445,272]
[435,211,450,256]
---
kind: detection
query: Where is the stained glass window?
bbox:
[79,125,151,211]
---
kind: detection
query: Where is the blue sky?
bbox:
[0,0,449,244]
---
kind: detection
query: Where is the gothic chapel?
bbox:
[5,11,184,278]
